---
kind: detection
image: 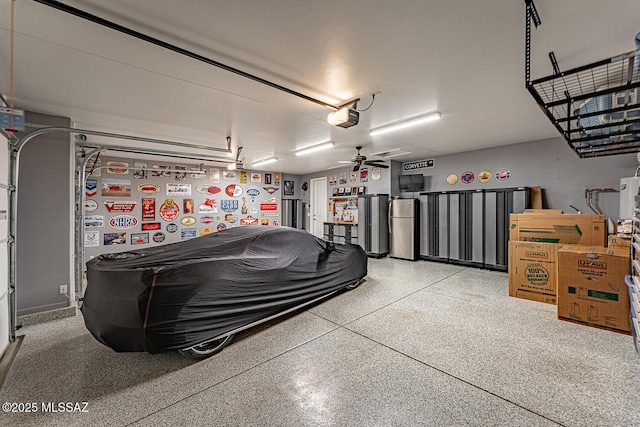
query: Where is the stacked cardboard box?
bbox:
[508,211,606,305]
[557,245,631,333]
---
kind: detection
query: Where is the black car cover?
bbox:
[82,226,367,353]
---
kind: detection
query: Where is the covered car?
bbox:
[82,226,367,358]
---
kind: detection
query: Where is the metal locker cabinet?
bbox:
[419,194,432,258]
[470,191,484,264]
[437,193,449,259]
[449,193,460,260]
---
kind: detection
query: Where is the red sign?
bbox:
[225,184,243,197]
[104,200,137,213]
[240,215,259,225]
[160,198,179,221]
[141,222,161,231]
[142,198,155,221]
[260,202,278,211]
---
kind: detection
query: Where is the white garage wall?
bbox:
[1,132,9,355]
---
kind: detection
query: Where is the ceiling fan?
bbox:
[339,146,390,172]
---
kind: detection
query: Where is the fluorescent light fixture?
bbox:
[370,111,441,136]
[295,141,335,156]
[252,157,278,167]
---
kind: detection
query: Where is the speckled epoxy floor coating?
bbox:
[1,258,639,426]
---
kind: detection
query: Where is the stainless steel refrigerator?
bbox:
[389,198,420,261]
[357,194,389,257]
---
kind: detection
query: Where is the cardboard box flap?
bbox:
[558,244,630,258]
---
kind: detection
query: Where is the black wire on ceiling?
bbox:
[31,0,341,110]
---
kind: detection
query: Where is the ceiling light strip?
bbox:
[370,111,441,137]
[295,141,335,156]
[252,157,278,167]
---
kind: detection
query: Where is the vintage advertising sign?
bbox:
[160,198,180,221]
[181,228,197,240]
[240,215,259,225]
[152,232,166,243]
[84,200,98,212]
[86,179,97,197]
[106,161,129,174]
[109,215,138,229]
[180,216,197,226]
[104,232,126,245]
[141,222,161,231]
[221,199,238,212]
[133,162,148,179]
[225,184,243,197]
[461,171,475,184]
[260,197,279,211]
[223,170,236,181]
[200,215,214,224]
[175,165,187,181]
[195,185,222,195]
[478,170,492,183]
[102,179,131,197]
[239,170,248,184]
[200,227,214,235]
[198,199,217,214]
[224,214,238,223]
[166,223,178,233]
[263,187,278,194]
[104,200,137,213]
[446,173,458,185]
[261,212,278,217]
[136,183,161,195]
[166,183,191,196]
[84,231,99,247]
[209,168,220,183]
[190,167,206,179]
[152,165,171,177]
[246,185,260,201]
[131,233,149,245]
[403,159,434,171]
[496,168,511,181]
[84,215,105,228]
[183,198,195,214]
[216,223,227,232]
[142,198,155,221]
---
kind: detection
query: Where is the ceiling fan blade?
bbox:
[337,161,353,164]
[365,161,390,169]
[353,164,360,172]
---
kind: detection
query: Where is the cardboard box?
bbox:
[529,186,543,210]
[608,234,631,248]
[557,245,631,333]
[509,213,606,246]
[508,241,558,304]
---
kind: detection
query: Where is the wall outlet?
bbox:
[59,284,68,295]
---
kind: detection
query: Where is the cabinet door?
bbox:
[470,191,484,263]
[437,194,449,258]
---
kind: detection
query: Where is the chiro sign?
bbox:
[403,159,434,171]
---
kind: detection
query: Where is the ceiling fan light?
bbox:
[295,141,335,156]
[370,111,441,136]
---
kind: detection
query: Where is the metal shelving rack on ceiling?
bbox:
[525,0,640,158]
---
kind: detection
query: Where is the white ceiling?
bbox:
[1,0,639,174]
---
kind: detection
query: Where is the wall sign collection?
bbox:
[447,168,511,185]
[83,158,283,251]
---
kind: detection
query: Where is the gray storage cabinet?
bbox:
[420,187,529,271]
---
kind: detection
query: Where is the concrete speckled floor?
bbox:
[1,258,639,426]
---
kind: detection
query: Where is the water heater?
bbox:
[620,176,640,219]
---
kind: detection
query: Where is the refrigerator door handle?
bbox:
[388,200,393,234]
